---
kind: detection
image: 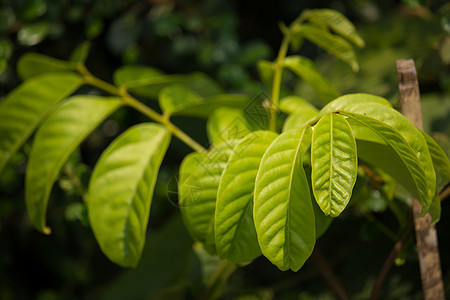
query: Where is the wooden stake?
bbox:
[396,59,445,300]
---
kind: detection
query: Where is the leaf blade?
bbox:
[215,131,278,262]
[254,127,315,271]
[311,113,357,217]
[25,96,122,234]
[88,123,170,267]
[0,72,82,174]
[17,53,77,80]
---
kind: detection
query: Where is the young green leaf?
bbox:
[254,127,315,271]
[88,123,170,267]
[114,65,223,98]
[179,141,238,253]
[421,131,450,191]
[283,56,339,102]
[215,131,278,263]
[69,41,91,64]
[159,85,249,118]
[341,109,434,213]
[0,72,82,174]
[297,25,359,71]
[257,60,274,88]
[207,108,264,145]
[318,93,392,118]
[304,9,365,47]
[279,96,318,115]
[311,113,357,217]
[17,53,77,80]
[283,112,318,132]
[25,96,122,234]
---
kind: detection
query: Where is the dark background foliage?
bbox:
[0,0,449,299]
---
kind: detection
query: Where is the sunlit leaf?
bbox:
[179,141,238,253]
[114,65,223,98]
[421,130,450,191]
[215,131,278,263]
[283,56,340,102]
[283,112,318,132]
[279,96,318,115]
[304,9,365,47]
[312,113,357,216]
[0,73,82,174]
[254,127,315,271]
[159,85,249,118]
[25,96,121,234]
[297,25,359,71]
[257,60,273,88]
[317,93,392,118]
[88,123,171,267]
[17,53,77,80]
[341,107,434,213]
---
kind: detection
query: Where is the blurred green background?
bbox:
[0,0,449,299]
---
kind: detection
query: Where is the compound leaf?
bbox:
[26,96,122,234]
[215,131,278,263]
[283,56,339,102]
[254,127,315,271]
[0,72,82,174]
[88,123,170,267]
[318,93,391,118]
[311,113,357,217]
[179,141,238,253]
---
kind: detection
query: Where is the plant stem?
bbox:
[269,33,290,132]
[78,65,207,153]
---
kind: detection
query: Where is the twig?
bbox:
[310,246,351,300]
[369,186,449,299]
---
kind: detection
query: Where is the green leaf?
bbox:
[87,123,170,267]
[341,108,434,213]
[114,66,223,98]
[70,41,91,64]
[0,72,82,174]
[279,96,318,115]
[159,85,249,118]
[25,96,121,234]
[179,141,238,253]
[254,127,315,271]
[283,111,318,132]
[17,53,77,80]
[297,25,359,71]
[421,131,450,192]
[257,60,273,88]
[207,108,265,145]
[17,22,50,46]
[283,56,340,102]
[304,9,365,47]
[312,113,357,217]
[215,131,278,263]
[318,93,392,118]
[113,65,164,87]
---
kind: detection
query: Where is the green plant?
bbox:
[0,8,449,297]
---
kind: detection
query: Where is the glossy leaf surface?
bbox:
[279,96,318,115]
[254,127,315,271]
[283,56,339,102]
[26,96,121,234]
[341,108,434,213]
[215,131,278,262]
[318,93,391,118]
[311,113,357,217]
[0,72,82,173]
[88,123,170,267]
[421,131,450,191]
[179,141,237,253]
